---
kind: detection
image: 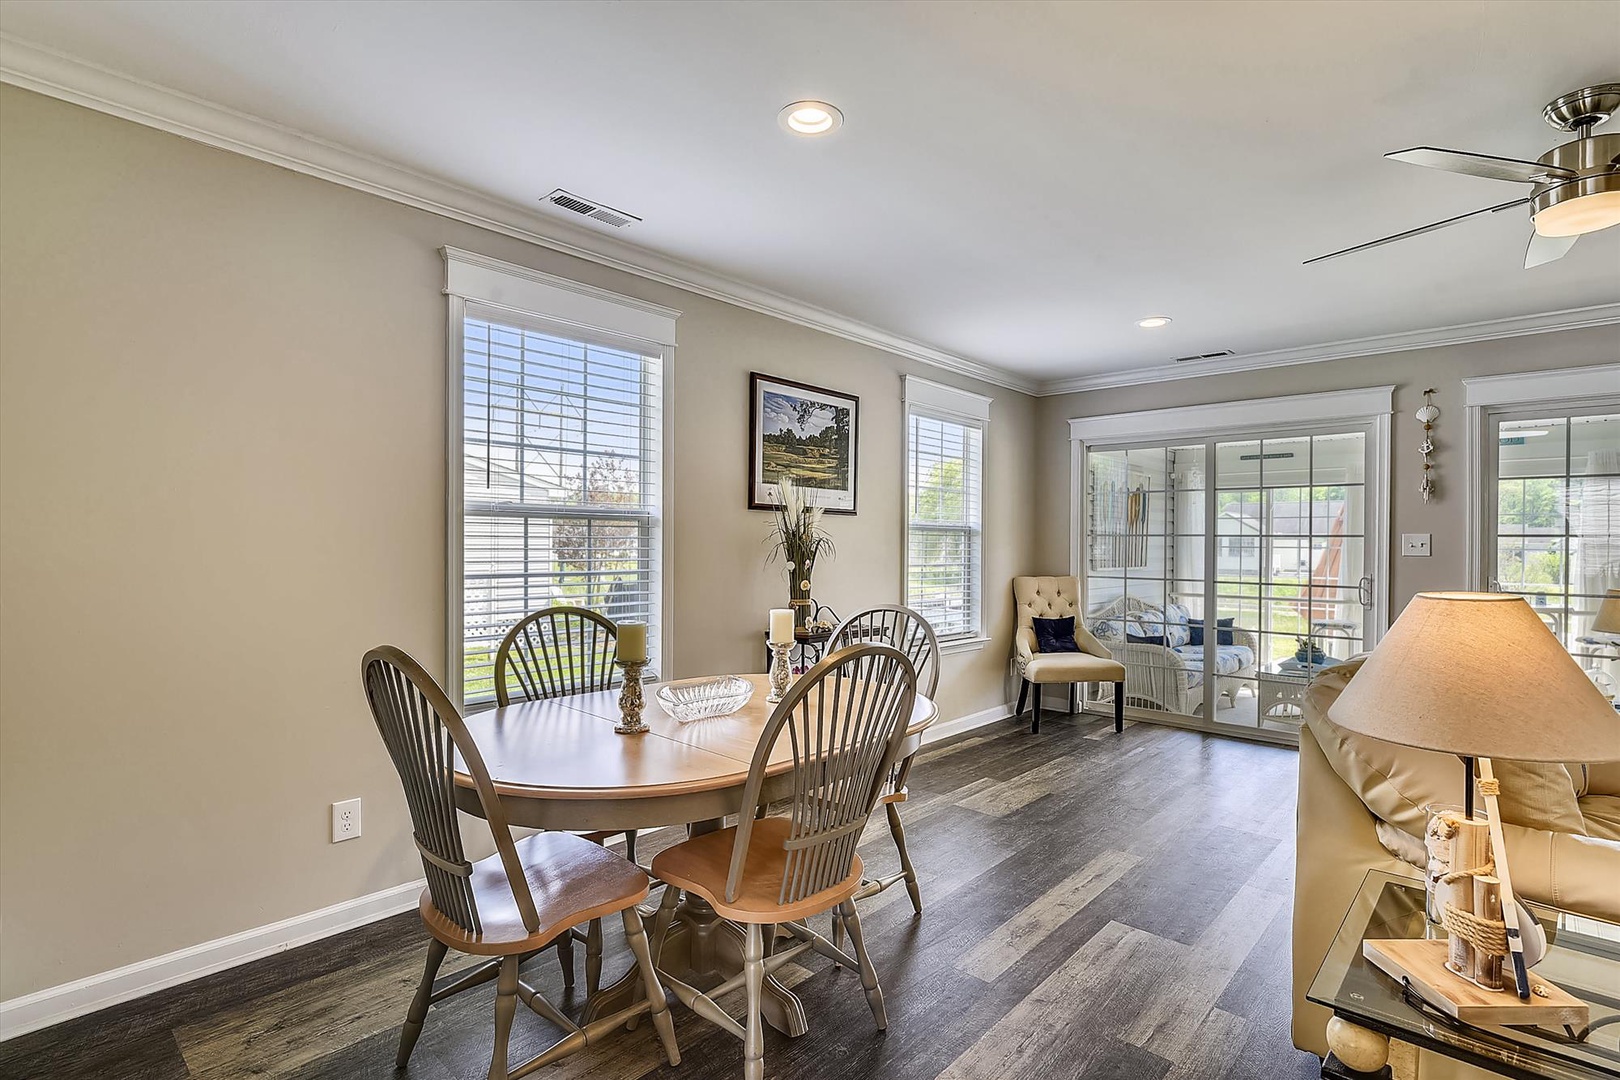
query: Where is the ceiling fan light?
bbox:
[1533,190,1620,237]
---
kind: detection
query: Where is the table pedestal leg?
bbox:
[583,818,810,1038]
[581,894,808,1036]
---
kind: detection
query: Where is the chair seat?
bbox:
[651,817,864,924]
[420,831,649,955]
[1024,652,1125,683]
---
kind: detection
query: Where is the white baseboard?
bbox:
[0,879,425,1041]
[922,700,1015,745]
[0,701,1016,1042]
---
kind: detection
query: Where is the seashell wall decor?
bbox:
[1417,388,1439,503]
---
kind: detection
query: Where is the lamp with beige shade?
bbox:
[1595,588,1620,636]
[1327,592,1620,1011]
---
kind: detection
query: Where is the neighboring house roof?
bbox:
[1217,500,1346,538]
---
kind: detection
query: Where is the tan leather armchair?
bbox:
[1012,576,1126,734]
[1294,657,1620,1077]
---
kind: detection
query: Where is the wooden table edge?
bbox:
[452,688,937,800]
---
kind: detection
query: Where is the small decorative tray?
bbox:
[656,675,754,724]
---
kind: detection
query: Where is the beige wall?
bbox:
[1034,330,1620,613]
[0,87,1036,999]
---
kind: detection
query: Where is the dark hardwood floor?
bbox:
[0,710,1321,1080]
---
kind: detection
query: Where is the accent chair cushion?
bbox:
[1032,616,1081,653]
[1023,651,1126,684]
[1172,644,1254,676]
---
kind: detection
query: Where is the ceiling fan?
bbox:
[1307,82,1620,269]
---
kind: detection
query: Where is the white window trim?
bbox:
[1067,385,1394,645]
[1067,384,1394,443]
[902,376,990,647]
[1461,363,1620,589]
[443,248,679,707]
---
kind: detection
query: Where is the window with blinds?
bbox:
[906,410,984,641]
[459,304,663,704]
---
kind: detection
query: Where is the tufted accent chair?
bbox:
[1012,576,1126,734]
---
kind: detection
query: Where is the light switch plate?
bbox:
[1401,533,1432,557]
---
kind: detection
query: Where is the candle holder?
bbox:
[766,641,793,704]
[614,659,648,734]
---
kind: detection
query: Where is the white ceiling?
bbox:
[2,0,1618,389]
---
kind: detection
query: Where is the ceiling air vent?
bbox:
[542,189,641,228]
[1170,350,1236,364]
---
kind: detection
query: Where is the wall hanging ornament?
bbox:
[1417,388,1439,503]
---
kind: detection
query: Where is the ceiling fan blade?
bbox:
[1525,230,1577,269]
[1386,147,1577,185]
[1304,198,1529,265]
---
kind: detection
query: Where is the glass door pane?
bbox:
[1084,443,1207,721]
[1492,410,1620,697]
[1215,430,1367,734]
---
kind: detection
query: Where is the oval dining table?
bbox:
[453,671,937,1037]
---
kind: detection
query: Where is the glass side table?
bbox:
[1308,870,1620,1079]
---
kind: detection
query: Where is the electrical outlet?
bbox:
[332,798,362,843]
[1401,533,1433,557]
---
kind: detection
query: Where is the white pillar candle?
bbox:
[769,608,794,646]
[616,622,648,663]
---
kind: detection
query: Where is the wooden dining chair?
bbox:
[828,605,938,921]
[362,646,680,1079]
[494,606,637,996]
[649,644,918,1080]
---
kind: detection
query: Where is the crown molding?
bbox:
[1037,303,1620,396]
[3,34,1614,403]
[0,34,1039,396]
[1067,384,1395,443]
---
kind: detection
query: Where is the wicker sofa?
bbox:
[1087,595,1257,714]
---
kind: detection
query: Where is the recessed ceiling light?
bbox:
[1136,316,1173,329]
[780,101,843,136]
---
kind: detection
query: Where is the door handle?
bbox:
[1358,576,1374,607]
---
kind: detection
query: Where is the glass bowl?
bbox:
[656,675,754,724]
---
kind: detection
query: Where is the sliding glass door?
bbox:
[1081,422,1380,739]
[1086,444,1208,724]
[1212,432,1368,734]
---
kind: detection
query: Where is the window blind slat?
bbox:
[905,411,984,640]
[461,312,662,702]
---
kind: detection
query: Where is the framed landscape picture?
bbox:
[749,372,859,513]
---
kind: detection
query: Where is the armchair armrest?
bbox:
[1015,627,1036,663]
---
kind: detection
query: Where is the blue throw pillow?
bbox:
[1032,616,1081,653]
[1125,631,1168,646]
[1188,618,1235,646]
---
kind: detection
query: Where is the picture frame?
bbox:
[748,372,859,514]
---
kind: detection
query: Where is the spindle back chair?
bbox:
[829,605,940,699]
[734,643,916,907]
[492,605,637,993]
[494,606,619,706]
[828,605,939,917]
[362,647,678,1078]
[363,646,532,936]
[649,644,916,1080]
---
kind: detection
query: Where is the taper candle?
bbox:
[616,622,648,663]
[768,608,794,646]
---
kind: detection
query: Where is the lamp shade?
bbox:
[1595,589,1620,635]
[1327,592,1620,762]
